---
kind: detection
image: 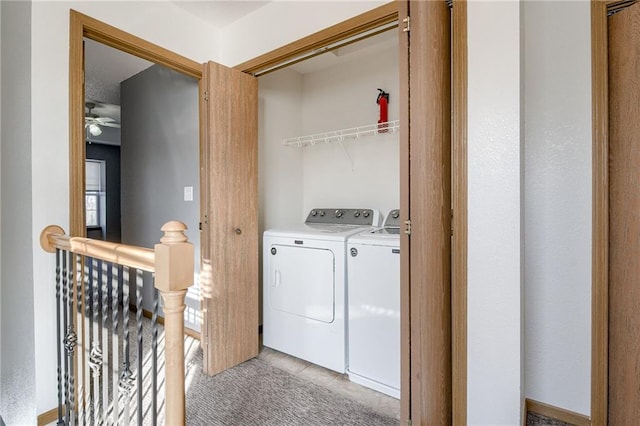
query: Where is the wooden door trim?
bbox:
[525,399,592,426]
[234,2,398,75]
[407,2,452,422]
[398,1,411,422]
[592,2,640,423]
[590,1,638,424]
[69,9,202,235]
[591,2,609,424]
[452,1,468,424]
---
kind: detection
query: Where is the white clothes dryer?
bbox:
[263,208,381,373]
[347,209,401,398]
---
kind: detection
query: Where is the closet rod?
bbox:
[252,21,398,77]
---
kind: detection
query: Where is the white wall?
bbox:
[523,0,592,415]
[0,1,3,406]
[467,1,523,424]
[301,45,399,217]
[219,1,387,67]
[29,1,220,413]
[1,1,37,424]
[257,68,304,323]
[259,42,399,228]
[258,69,304,233]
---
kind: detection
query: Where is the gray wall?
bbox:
[86,125,120,146]
[120,64,200,330]
[0,1,37,423]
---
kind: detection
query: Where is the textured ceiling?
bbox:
[84,38,153,107]
[171,1,270,28]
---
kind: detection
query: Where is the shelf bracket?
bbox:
[337,140,354,171]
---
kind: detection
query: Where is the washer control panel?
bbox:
[384,209,401,227]
[306,208,377,226]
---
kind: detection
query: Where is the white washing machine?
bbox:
[347,209,401,398]
[263,208,381,373]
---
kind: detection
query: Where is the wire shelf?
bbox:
[282,120,400,148]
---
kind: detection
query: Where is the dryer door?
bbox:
[268,245,335,323]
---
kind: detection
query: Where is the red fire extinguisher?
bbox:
[377,89,390,133]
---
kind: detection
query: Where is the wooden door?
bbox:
[608,3,640,423]
[200,61,259,375]
[400,1,452,424]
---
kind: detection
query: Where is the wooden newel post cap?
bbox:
[160,221,189,244]
[155,221,194,293]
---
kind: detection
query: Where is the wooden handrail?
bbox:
[40,224,155,271]
[39,220,194,425]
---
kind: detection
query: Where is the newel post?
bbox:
[154,221,194,425]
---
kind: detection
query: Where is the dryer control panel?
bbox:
[305,208,378,226]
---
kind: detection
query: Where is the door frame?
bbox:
[69,2,468,423]
[235,1,467,423]
[68,9,203,236]
[591,3,609,423]
[452,2,468,424]
[591,1,638,424]
[451,2,468,424]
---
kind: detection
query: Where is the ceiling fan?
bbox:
[85,101,120,136]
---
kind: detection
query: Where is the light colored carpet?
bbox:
[526,413,572,426]
[184,348,399,426]
[59,311,398,425]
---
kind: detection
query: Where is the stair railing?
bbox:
[39,221,194,425]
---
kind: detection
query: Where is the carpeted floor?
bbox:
[184,348,399,426]
[526,413,572,426]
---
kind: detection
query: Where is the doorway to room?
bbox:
[83,39,202,333]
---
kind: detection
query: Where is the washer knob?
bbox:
[335,210,344,218]
[363,211,370,218]
[392,211,400,219]
[354,211,361,218]
[319,210,325,217]
[311,210,318,216]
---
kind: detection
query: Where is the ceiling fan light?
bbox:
[89,123,102,136]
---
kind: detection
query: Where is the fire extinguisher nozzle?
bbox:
[376,89,390,104]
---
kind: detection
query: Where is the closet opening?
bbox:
[256,26,402,420]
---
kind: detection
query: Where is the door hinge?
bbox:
[402,16,411,33]
[451,209,454,236]
[203,90,209,101]
[404,219,412,236]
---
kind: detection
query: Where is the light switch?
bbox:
[184,186,193,201]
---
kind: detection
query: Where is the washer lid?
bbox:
[264,223,375,242]
[348,227,400,246]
